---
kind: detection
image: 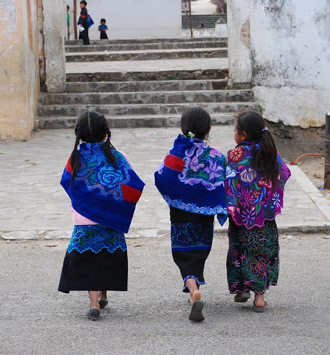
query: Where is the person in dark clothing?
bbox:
[98,18,109,40]
[79,1,89,45]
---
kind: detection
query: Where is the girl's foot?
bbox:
[98,291,108,309]
[234,291,251,303]
[89,291,100,311]
[189,290,205,322]
[254,294,265,307]
[87,308,100,321]
[253,294,267,312]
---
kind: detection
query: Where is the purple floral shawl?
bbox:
[225,142,291,229]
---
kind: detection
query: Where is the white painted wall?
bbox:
[66,0,181,40]
[228,0,330,128]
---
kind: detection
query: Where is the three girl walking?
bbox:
[58,108,291,321]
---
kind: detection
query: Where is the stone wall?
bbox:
[0,0,40,140]
[227,0,330,128]
[67,0,182,40]
[42,0,66,92]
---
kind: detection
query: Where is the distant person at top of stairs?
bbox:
[182,0,189,15]
[98,18,109,40]
[79,1,90,45]
[67,5,70,40]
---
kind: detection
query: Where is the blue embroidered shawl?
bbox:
[154,134,227,225]
[61,143,145,233]
[225,142,291,229]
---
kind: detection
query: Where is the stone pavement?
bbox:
[0,235,330,355]
[1,127,330,240]
[66,58,228,74]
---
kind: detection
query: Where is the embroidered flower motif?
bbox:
[250,253,271,277]
[204,161,222,181]
[237,187,254,208]
[189,156,205,172]
[97,167,123,189]
[228,147,244,162]
[210,148,222,158]
[226,165,236,179]
[272,193,281,207]
[258,177,273,190]
[241,206,256,229]
[239,167,257,184]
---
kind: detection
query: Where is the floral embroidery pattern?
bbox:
[228,146,245,162]
[68,224,127,254]
[164,195,227,216]
[225,143,291,229]
[171,221,213,252]
[76,143,131,200]
[179,142,226,191]
[227,219,279,295]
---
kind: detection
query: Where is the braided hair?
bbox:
[236,111,279,190]
[70,111,117,183]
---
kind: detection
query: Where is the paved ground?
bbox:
[1,127,330,354]
[191,0,217,15]
[0,235,330,355]
[66,58,228,74]
[1,127,330,240]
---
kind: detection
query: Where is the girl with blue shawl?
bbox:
[58,112,145,321]
[155,108,227,322]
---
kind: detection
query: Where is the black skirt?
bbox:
[58,225,128,293]
[100,31,108,39]
[170,207,214,293]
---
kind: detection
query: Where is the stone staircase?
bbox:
[36,37,257,129]
[182,14,227,29]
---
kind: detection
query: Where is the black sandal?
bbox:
[87,308,100,321]
[234,292,251,303]
[99,300,108,309]
[189,300,205,322]
[253,301,267,313]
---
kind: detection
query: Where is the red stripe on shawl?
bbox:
[65,158,73,173]
[122,184,143,203]
[164,154,185,172]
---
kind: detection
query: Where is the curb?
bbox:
[2,223,330,241]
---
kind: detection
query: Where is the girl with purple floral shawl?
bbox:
[225,111,291,312]
[155,108,227,322]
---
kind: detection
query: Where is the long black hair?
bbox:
[70,111,117,183]
[236,111,279,189]
[181,107,211,140]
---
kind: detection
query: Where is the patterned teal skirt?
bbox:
[58,225,128,293]
[227,218,279,295]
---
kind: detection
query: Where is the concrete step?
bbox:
[65,79,228,93]
[65,37,224,46]
[36,113,235,129]
[65,40,227,53]
[182,14,227,29]
[65,48,228,62]
[37,102,258,117]
[66,68,228,82]
[39,90,253,106]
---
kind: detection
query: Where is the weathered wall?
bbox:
[67,0,182,40]
[228,0,330,127]
[42,0,66,92]
[0,0,40,140]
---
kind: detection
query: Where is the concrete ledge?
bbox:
[2,222,330,241]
